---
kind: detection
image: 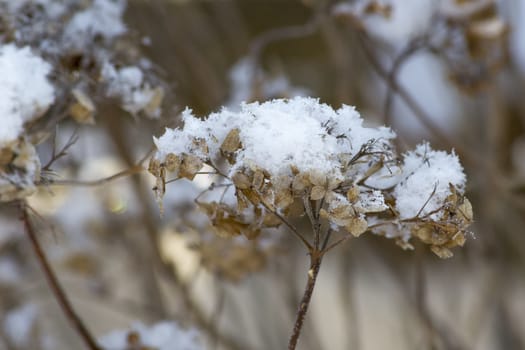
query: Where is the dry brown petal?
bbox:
[232,172,251,190]
[431,245,453,259]
[449,232,466,247]
[235,189,250,212]
[69,89,95,124]
[327,176,342,190]
[275,188,294,210]
[252,169,265,190]
[458,197,473,222]
[164,153,181,172]
[144,86,164,117]
[242,227,261,240]
[221,128,241,153]
[0,147,14,167]
[292,173,310,194]
[148,158,162,177]
[346,185,360,203]
[395,238,414,251]
[345,216,368,237]
[192,138,209,155]
[262,212,282,228]
[179,154,203,180]
[308,170,326,187]
[211,213,248,238]
[284,197,306,217]
[310,185,326,201]
[412,224,433,244]
[241,188,261,206]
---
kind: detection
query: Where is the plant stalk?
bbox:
[288,252,323,350]
[21,203,101,350]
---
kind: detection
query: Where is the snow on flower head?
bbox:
[150,97,472,258]
[0,44,55,145]
[394,142,466,220]
[153,97,396,179]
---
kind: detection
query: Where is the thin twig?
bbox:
[20,202,101,350]
[303,196,320,249]
[45,165,143,187]
[255,192,313,251]
[322,233,353,254]
[42,127,79,171]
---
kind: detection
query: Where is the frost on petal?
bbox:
[99,321,204,350]
[394,142,466,220]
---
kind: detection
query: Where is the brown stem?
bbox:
[20,203,101,350]
[288,252,323,350]
[45,165,144,187]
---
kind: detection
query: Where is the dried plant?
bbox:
[148,97,473,348]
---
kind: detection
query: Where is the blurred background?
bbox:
[1,0,525,349]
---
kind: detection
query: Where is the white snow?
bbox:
[0,44,55,144]
[64,0,127,47]
[102,63,159,116]
[334,0,437,45]
[394,142,466,220]
[154,97,396,179]
[99,321,203,350]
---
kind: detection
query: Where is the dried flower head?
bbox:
[150,97,473,258]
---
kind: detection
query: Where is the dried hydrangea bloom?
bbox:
[0,45,54,201]
[0,0,164,121]
[150,97,473,257]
